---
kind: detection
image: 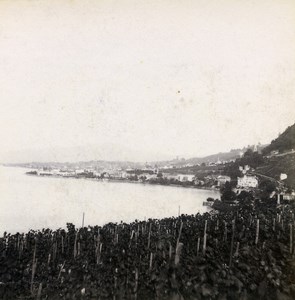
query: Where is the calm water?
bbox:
[0,166,220,233]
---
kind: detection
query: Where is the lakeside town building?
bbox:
[237,175,259,189]
[177,174,195,182]
[216,175,231,186]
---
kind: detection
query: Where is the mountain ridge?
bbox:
[262,122,295,155]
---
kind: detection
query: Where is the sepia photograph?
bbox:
[0,0,295,299]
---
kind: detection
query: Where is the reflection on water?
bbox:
[0,166,220,233]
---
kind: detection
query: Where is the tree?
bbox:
[221,181,237,203]
[259,179,276,194]
[237,190,254,201]
[240,149,264,168]
[237,191,254,209]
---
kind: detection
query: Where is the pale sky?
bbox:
[0,0,295,162]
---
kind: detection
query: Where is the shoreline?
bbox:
[0,166,219,234]
[25,173,220,192]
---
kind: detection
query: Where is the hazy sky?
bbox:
[0,0,295,162]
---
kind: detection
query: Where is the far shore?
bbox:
[25,172,220,193]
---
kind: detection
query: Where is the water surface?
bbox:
[0,166,220,233]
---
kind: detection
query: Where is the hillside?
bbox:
[256,153,295,189]
[248,122,295,189]
[155,144,266,167]
[207,123,295,189]
[262,122,295,155]
[185,149,242,165]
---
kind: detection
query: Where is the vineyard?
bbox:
[1,201,295,299]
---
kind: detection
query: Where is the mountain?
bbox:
[256,153,295,189]
[262,122,295,155]
[186,145,266,165]
[171,122,295,189]
[253,122,295,189]
[153,144,266,168]
[4,121,295,188]
[0,144,171,164]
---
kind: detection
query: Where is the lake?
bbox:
[0,166,220,233]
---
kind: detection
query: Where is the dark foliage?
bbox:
[1,202,295,299]
[221,181,237,202]
[262,122,295,155]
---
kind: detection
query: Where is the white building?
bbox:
[75,169,85,175]
[37,170,53,176]
[177,174,195,182]
[194,178,204,185]
[217,175,231,186]
[144,174,158,181]
[52,169,61,175]
[162,173,178,180]
[280,173,288,180]
[237,175,258,188]
[216,158,222,165]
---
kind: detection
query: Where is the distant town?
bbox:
[3,122,295,206]
[4,144,291,203]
